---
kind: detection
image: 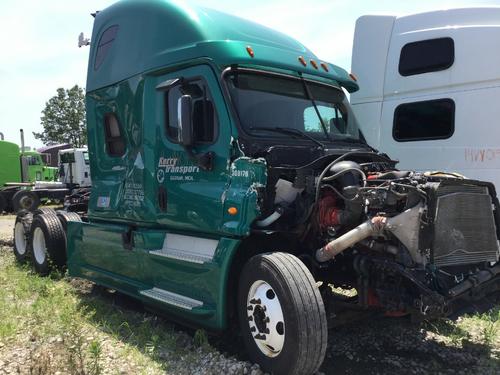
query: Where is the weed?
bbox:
[88,339,103,375]
[193,329,209,348]
[146,333,161,357]
[479,309,500,346]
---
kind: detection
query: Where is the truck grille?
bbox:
[433,184,500,267]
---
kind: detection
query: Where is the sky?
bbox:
[1,0,499,149]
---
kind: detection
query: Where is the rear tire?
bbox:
[34,207,57,216]
[30,214,66,276]
[13,190,40,212]
[0,194,7,214]
[13,210,33,263]
[56,210,81,231]
[237,252,327,375]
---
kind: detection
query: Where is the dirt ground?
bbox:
[0,215,14,241]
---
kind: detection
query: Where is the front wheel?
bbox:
[238,252,327,375]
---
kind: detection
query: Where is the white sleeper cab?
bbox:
[351,7,500,190]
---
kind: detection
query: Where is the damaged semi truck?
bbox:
[15,1,500,374]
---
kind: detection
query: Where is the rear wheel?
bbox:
[34,207,57,216]
[30,214,66,275]
[238,252,328,375]
[13,211,33,263]
[12,190,40,212]
[0,194,7,213]
[56,210,81,231]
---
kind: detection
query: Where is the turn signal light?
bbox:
[320,62,329,72]
[246,46,255,58]
[298,56,307,67]
[228,207,238,216]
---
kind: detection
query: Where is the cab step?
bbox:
[140,287,203,310]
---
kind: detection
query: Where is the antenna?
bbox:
[78,32,90,48]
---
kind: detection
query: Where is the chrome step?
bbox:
[149,234,218,264]
[149,249,211,264]
[140,287,203,310]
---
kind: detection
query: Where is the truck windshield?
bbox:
[225,71,362,142]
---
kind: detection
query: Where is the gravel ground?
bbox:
[0,215,14,243]
[0,216,498,374]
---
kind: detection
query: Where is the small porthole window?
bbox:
[94,25,119,70]
[104,113,126,156]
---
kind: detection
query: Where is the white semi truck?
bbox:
[350,7,500,189]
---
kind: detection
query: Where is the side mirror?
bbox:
[177,95,194,147]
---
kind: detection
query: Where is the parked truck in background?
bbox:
[0,132,91,213]
[350,7,500,190]
[13,2,500,374]
[0,130,60,212]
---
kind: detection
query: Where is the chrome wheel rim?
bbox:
[32,227,47,265]
[246,280,285,357]
[14,222,26,255]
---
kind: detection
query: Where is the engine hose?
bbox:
[255,206,285,227]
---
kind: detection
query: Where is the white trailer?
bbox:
[350,7,500,189]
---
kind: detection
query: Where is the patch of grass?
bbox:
[0,246,208,374]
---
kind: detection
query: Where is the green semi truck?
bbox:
[0,131,60,212]
[13,1,500,374]
[0,136,57,187]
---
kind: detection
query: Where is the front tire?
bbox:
[238,252,327,375]
[30,214,66,275]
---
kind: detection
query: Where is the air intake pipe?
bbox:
[316,216,387,262]
[315,204,423,262]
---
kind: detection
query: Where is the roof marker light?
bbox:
[349,73,358,82]
[320,62,329,72]
[310,60,318,69]
[298,56,307,67]
[246,46,255,58]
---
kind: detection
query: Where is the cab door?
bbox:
[139,65,234,316]
[146,64,233,235]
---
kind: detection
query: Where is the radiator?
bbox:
[432,184,500,267]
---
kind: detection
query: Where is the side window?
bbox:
[61,153,76,163]
[399,37,454,76]
[104,113,126,156]
[165,80,217,143]
[27,156,40,166]
[304,105,348,134]
[94,25,119,71]
[393,99,455,142]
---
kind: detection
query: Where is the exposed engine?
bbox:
[256,152,500,317]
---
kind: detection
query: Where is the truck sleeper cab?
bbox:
[23,1,498,374]
[351,8,500,191]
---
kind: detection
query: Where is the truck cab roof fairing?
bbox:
[86,0,358,93]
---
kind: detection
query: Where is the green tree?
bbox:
[34,85,87,147]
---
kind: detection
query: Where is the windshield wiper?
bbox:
[249,126,326,150]
[299,75,332,141]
